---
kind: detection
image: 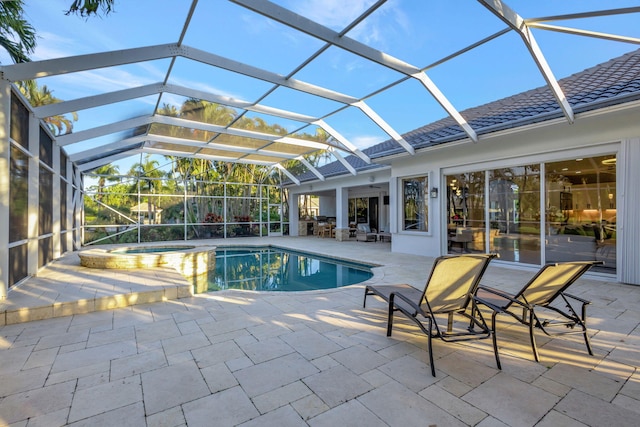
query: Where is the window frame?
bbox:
[400,174,430,234]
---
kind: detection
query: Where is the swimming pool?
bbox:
[207,246,374,292]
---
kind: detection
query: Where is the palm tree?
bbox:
[181,99,237,128]
[93,164,120,201]
[18,80,78,135]
[1,1,114,64]
[128,155,165,224]
[0,0,36,63]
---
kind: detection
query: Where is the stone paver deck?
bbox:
[0,237,638,426]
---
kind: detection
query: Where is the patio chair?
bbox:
[363,253,498,376]
[473,260,603,366]
[356,223,377,242]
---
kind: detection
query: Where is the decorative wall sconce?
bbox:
[430,187,438,198]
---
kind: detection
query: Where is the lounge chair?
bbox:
[363,253,498,376]
[473,260,603,366]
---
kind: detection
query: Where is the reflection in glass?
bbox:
[9,244,28,287]
[489,165,540,265]
[10,146,29,242]
[11,94,29,149]
[39,166,53,235]
[349,197,368,224]
[402,176,428,232]
[545,155,616,273]
[446,172,485,254]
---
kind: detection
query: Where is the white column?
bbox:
[0,80,10,297]
[73,166,82,249]
[318,195,336,217]
[27,109,39,275]
[336,187,348,228]
[52,138,61,259]
[334,186,350,241]
[619,139,640,285]
[289,192,299,236]
[389,177,398,233]
[65,156,73,251]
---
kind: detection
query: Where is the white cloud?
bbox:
[168,76,244,102]
[351,134,383,150]
[287,0,409,50]
[290,0,376,29]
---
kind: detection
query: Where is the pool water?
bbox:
[207,246,374,292]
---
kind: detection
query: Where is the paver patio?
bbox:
[0,237,638,426]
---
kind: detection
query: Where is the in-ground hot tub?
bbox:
[79,244,216,293]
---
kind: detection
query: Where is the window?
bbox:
[10,145,29,242]
[10,93,29,149]
[348,197,368,224]
[39,166,53,235]
[402,175,428,232]
[40,127,53,168]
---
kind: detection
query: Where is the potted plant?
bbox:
[204,213,224,238]
[204,212,223,223]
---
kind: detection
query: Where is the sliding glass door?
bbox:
[445,153,616,274]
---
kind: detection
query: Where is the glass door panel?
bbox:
[446,172,485,254]
[545,155,616,273]
[489,165,541,264]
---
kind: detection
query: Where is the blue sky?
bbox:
[3,0,639,172]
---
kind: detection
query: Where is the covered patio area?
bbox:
[0,237,638,426]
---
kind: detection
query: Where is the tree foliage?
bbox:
[65,0,115,17]
[18,80,78,135]
[0,0,115,64]
[0,0,36,63]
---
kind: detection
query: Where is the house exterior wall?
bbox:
[388,102,640,284]
[318,195,336,217]
[288,169,391,236]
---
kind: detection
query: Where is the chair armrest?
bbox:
[474,286,532,310]
[475,286,516,301]
[562,292,591,305]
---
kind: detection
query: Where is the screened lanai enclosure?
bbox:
[3,0,640,294]
[83,161,290,244]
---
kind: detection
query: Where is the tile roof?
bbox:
[291,48,640,184]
